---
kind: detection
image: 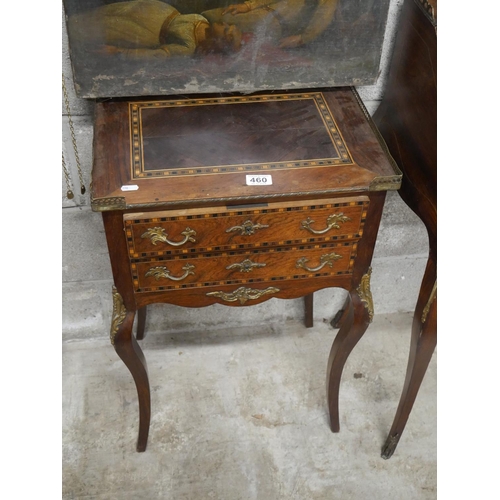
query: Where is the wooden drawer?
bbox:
[124,197,369,258]
[130,242,357,292]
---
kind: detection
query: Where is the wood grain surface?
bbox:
[91,88,401,211]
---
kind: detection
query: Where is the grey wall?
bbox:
[62,0,428,341]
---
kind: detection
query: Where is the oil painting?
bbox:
[63,0,391,98]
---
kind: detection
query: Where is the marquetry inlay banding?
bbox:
[129,93,353,179]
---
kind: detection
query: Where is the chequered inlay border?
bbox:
[130,241,358,293]
[129,92,354,179]
[124,200,369,259]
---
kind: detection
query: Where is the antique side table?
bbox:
[373,0,437,459]
[91,87,401,452]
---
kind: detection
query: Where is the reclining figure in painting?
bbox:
[202,0,339,49]
[67,0,243,58]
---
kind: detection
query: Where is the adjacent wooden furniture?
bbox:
[373,0,437,458]
[91,87,401,452]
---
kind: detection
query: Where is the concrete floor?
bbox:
[62,312,436,499]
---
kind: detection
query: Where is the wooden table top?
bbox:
[91,87,401,212]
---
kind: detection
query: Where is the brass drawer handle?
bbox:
[207,286,280,305]
[141,227,196,247]
[145,263,195,281]
[296,252,343,272]
[226,220,269,236]
[226,259,266,273]
[300,213,351,235]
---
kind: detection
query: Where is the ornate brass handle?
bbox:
[206,286,280,305]
[226,259,266,273]
[296,252,342,272]
[141,226,196,247]
[300,213,351,235]
[145,263,195,281]
[226,220,269,236]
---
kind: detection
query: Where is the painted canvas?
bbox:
[63,0,391,98]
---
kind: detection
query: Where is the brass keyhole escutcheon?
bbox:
[226,259,266,273]
[226,220,269,236]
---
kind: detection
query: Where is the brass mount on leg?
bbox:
[356,267,374,322]
[110,286,127,345]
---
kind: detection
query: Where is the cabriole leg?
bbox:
[381,267,437,459]
[111,287,151,452]
[327,270,374,432]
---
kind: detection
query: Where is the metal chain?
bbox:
[62,151,74,199]
[62,73,86,195]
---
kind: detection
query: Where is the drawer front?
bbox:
[124,197,369,258]
[131,242,356,292]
